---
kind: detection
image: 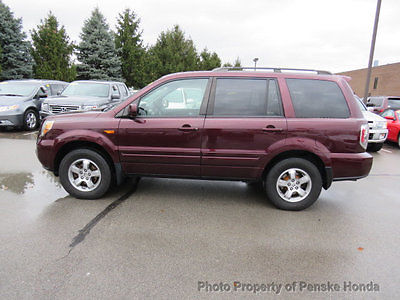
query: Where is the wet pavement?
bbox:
[0,129,399,299]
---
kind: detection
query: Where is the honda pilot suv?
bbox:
[36,68,373,210]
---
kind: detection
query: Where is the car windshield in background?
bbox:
[61,82,109,97]
[368,97,384,106]
[388,98,400,109]
[0,82,38,97]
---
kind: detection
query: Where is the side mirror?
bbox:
[111,93,120,100]
[384,115,395,121]
[128,104,138,118]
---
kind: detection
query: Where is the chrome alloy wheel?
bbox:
[276,168,312,202]
[68,159,101,192]
[26,112,37,129]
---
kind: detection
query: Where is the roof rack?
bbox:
[212,67,332,75]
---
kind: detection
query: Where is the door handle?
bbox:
[262,126,283,132]
[178,125,199,132]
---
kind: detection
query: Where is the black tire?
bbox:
[59,149,112,199]
[367,143,383,152]
[23,109,39,131]
[265,158,322,211]
[398,134,400,148]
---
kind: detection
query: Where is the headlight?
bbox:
[375,121,387,129]
[82,105,98,111]
[40,120,54,137]
[41,103,49,111]
[0,105,19,112]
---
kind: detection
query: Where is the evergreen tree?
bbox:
[0,0,32,80]
[150,25,199,79]
[0,44,2,75]
[198,48,221,70]
[31,12,76,81]
[76,8,122,81]
[223,57,242,68]
[115,9,147,88]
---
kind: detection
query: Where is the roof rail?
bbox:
[212,67,332,75]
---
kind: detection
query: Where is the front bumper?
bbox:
[368,128,388,143]
[36,137,56,172]
[0,113,24,127]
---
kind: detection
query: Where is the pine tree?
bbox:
[115,9,147,88]
[150,25,199,79]
[31,12,76,81]
[0,0,32,80]
[198,48,221,70]
[223,57,242,68]
[76,8,122,81]
[0,44,2,75]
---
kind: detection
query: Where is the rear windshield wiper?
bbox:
[0,93,23,97]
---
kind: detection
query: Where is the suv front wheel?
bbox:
[59,149,112,199]
[265,158,322,211]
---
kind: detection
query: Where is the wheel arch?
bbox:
[54,141,123,184]
[261,150,331,189]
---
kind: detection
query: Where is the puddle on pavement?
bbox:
[0,170,68,218]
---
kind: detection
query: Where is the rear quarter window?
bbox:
[286,79,350,118]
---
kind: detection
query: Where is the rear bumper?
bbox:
[330,152,373,180]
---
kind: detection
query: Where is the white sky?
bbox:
[4,0,400,73]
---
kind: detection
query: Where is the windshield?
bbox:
[388,98,400,110]
[0,82,38,97]
[61,82,109,97]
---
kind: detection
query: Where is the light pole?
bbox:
[253,58,259,70]
[363,0,382,103]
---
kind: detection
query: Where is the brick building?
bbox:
[337,62,400,97]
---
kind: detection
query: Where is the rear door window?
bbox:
[211,78,283,116]
[286,79,350,118]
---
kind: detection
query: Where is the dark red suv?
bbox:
[36,68,373,210]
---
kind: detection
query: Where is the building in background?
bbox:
[337,62,400,97]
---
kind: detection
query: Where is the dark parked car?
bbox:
[366,96,400,114]
[0,79,67,130]
[40,80,130,118]
[36,67,373,211]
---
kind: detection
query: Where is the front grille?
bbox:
[50,104,80,114]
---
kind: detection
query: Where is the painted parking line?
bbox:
[22,132,37,136]
[381,149,392,153]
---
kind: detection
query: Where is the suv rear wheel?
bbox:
[59,149,112,199]
[265,158,322,211]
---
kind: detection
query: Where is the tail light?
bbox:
[359,123,369,149]
[379,108,384,113]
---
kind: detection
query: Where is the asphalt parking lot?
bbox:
[0,129,399,299]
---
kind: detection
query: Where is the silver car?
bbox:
[356,96,388,152]
[40,80,130,118]
[0,80,68,130]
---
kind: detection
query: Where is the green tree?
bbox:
[198,48,221,70]
[76,8,122,81]
[149,25,199,79]
[31,12,76,81]
[0,44,2,75]
[115,9,147,88]
[223,57,242,68]
[0,0,32,80]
